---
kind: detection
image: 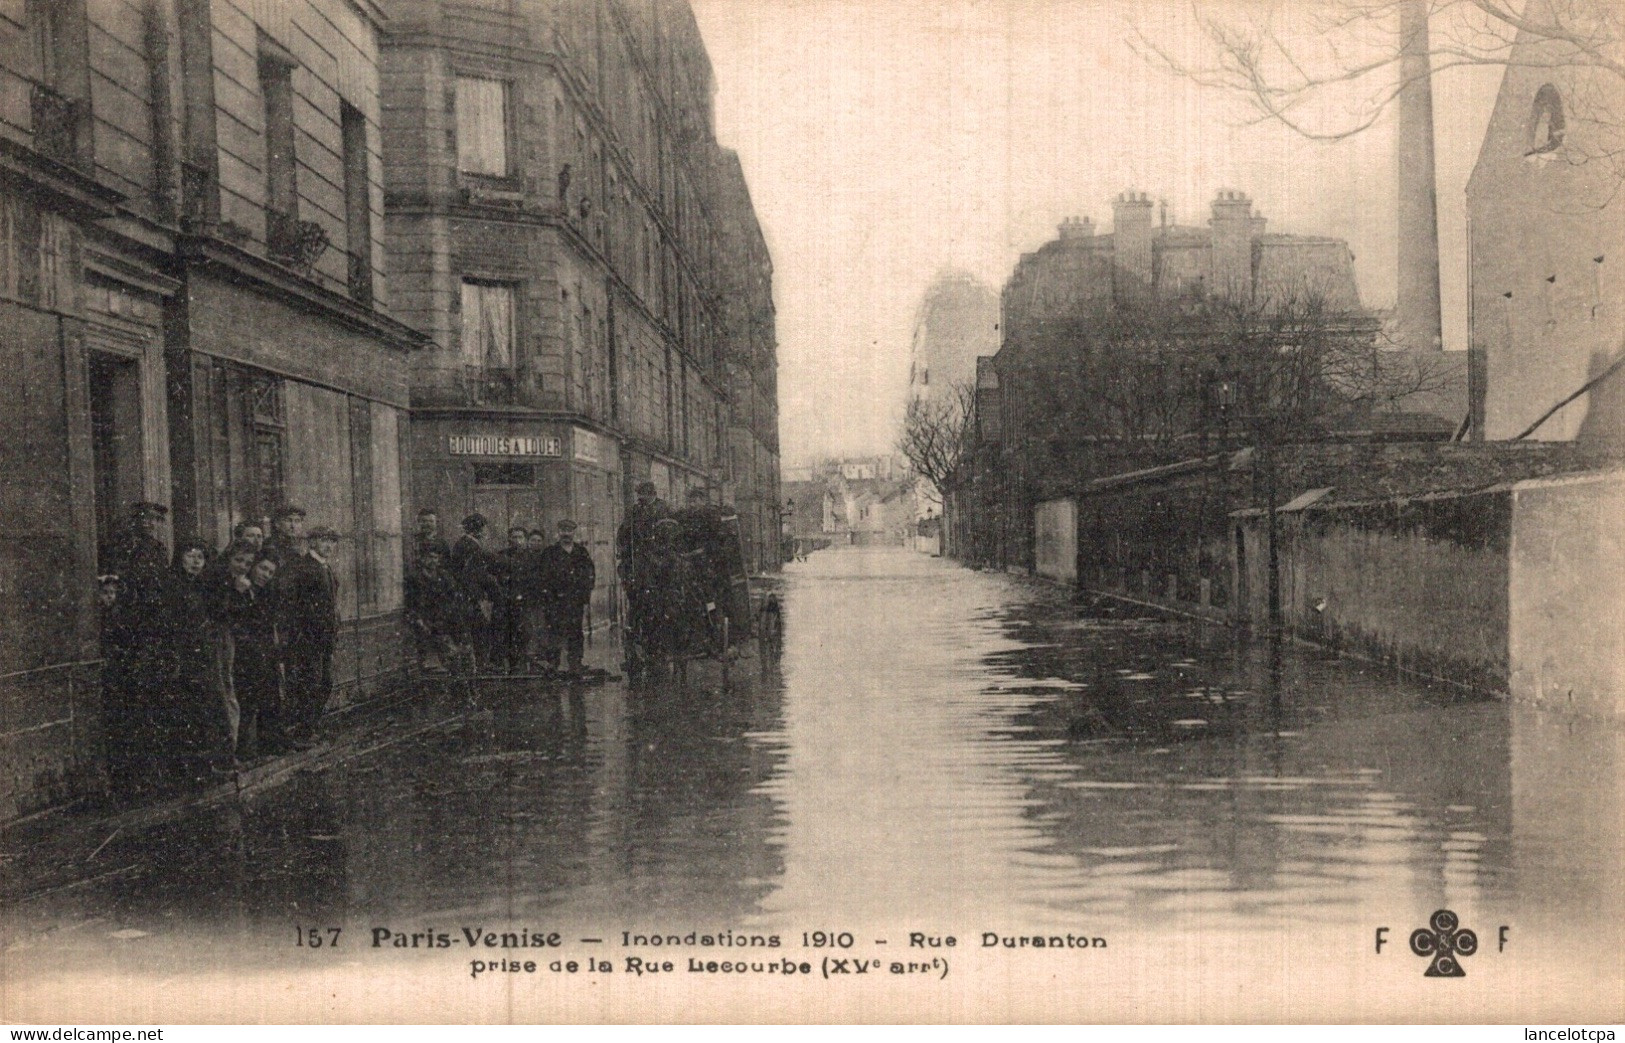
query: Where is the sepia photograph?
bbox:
[0,0,1621,1024]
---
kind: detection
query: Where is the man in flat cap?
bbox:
[280,524,340,747]
[537,519,596,676]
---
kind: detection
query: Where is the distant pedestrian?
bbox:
[280,525,340,747]
[537,519,595,675]
[496,524,532,673]
[451,513,500,671]
[617,482,670,665]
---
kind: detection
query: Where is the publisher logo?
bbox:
[1410,909,1478,977]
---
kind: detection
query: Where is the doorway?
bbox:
[88,351,145,568]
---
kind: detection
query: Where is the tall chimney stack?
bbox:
[1112,191,1154,298]
[1395,0,1444,351]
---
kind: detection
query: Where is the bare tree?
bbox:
[1000,289,1461,462]
[1134,0,1625,198]
[898,382,977,499]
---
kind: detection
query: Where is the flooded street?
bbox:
[6,546,1623,1019]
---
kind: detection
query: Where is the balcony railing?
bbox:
[266,207,330,275]
[30,83,88,170]
[347,250,374,307]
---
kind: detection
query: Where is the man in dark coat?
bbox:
[280,525,340,747]
[616,481,669,659]
[102,501,172,800]
[450,513,500,671]
[675,487,749,645]
[537,519,596,675]
[495,523,533,673]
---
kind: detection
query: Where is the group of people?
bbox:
[98,502,341,800]
[405,510,596,677]
[95,483,744,797]
[616,482,748,671]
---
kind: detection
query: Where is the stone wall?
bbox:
[1236,488,1513,692]
[1508,469,1625,718]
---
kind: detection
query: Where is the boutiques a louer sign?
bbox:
[447,433,563,457]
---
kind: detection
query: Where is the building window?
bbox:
[461,280,516,368]
[258,34,297,219]
[247,372,286,518]
[341,100,373,304]
[1527,84,1565,156]
[455,76,509,176]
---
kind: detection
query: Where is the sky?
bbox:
[688,0,1507,465]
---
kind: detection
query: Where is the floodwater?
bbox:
[5,546,1623,1018]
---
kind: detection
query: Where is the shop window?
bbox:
[474,463,536,486]
[455,76,509,176]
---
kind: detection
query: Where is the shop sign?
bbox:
[573,427,605,466]
[448,433,562,457]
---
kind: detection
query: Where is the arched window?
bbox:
[1526,84,1565,156]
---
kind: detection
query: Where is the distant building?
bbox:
[907,269,1000,401]
[381,0,780,614]
[782,458,912,544]
[1467,1,1625,450]
[963,189,1403,571]
[1001,191,1364,339]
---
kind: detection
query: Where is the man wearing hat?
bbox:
[537,519,596,675]
[615,481,669,658]
[280,524,340,747]
[450,513,500,671]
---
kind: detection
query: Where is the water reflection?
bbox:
[4,547,1619,977]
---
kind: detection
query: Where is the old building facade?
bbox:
[0,0,422,820]
[382,0,777,620]
[1467,1,1625,449]
[960,189,1378,572]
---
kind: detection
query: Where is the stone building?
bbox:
[1467,0,1625,449]
[906,269,999,402]
[382,0,776,620]
[961,189,1381,572]
[711,148,781,573]
[0,0,423,820]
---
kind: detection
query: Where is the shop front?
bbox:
[412,419,622,627]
